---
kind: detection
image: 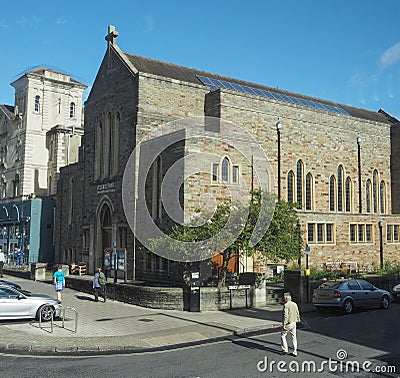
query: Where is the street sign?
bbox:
[228,285,251,290]
[306,245,310,254]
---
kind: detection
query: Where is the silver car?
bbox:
[0,284,62,321]
[0,279,22,290]
[312,279,392,314]
[393,283,400,301]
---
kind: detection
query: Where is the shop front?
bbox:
[0,198,55,265]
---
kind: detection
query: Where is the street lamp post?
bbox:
[305,244,311,303]
[276,120,282,200]
[357,136,362,213]
[379,220,384,269]
[297,219,302,268]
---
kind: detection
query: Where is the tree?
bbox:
[259,197,303,262]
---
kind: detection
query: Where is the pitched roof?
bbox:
[124,53,393,124]
[0,104,15,120]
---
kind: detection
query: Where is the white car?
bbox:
[0,284,62,321]
[393,283,400,301]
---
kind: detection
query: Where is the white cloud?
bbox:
[56,17,67,25]
[380,41,400,68]
[16,16,41,28]
[348,72,364,86]
[145,15,154,32]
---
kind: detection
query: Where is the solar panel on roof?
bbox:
[197,75,350,116]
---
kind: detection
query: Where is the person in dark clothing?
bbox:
[93,266,106,302]
[0,246,5,277]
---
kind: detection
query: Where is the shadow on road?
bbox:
[74,294,95,301]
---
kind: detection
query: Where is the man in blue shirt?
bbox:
[14,246,23,267]
[53,265,66,301]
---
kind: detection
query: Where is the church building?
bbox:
[55,26,400,283]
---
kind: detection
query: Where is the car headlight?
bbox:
[393,284,400,292]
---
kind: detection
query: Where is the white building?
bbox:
[0,68,86,263]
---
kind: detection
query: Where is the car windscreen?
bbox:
[0,286,20,298]
[317,281,343,289]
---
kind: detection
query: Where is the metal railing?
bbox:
[39,305,78,333]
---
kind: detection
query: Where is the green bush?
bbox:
[309,269,362,281]
[266,273,284,283]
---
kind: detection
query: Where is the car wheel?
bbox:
[36,305,55,322]
[343,299,353,314]
[380,295,390,310]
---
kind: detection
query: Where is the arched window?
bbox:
[211,157,239,184]
[221,157,229,182]
[13,174,19,197]
[94,122,103,180]
[69,102,75,119]
[48,175,52,196]
[34,95,40,113]
[337,165,344,212]
[329,175,335,211]
[373,170,378,213]
[345,177,351,212]
[1,178,6,199]
[366,180,371,213]
[306,173,313,211]
[151,156,162,221]
[112,112,120,176]
[380,181,386,214]
[296,160,303,207]
[287,171,294,204]
[104,112,111,178]
[68,177,74,225]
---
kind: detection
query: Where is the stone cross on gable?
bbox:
[105,25,119,45]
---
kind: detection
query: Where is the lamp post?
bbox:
[297,219,302,268]
[276,120,282,200]
[305,244,310,303]
[357,136,362,213]
[379,220,384,269]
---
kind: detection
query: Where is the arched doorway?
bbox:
[100,204,112,268]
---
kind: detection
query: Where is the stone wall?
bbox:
[65,277,184,310]
[65,276,260,311]
[199,287,254,311]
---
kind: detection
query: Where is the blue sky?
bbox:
[1,0,400,119]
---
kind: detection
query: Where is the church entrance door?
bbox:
[100,205,112,268]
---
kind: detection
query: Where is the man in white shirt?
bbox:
[281,292,301,357]
[0,246,6,278]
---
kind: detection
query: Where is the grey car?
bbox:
[0,284,62,321]
[312,279,392,314]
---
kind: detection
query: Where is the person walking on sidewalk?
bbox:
[53,265,66,301]
[0,246,5,277]
[93,266,106,302]
[14,246,23,267]
[281,292,301,357]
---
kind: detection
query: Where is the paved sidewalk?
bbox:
[0,275,315,355]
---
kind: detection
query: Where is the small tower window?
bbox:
[34,95,40,113]
[70,102,76,119]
